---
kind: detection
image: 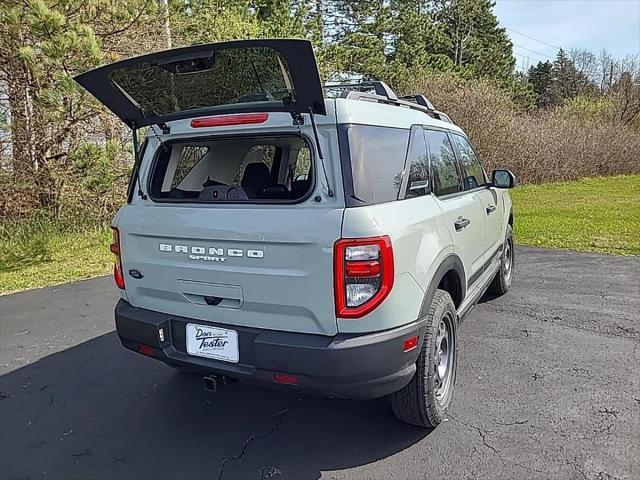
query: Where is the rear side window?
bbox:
[451,134,488,190]
[403,127,430,198]
[148,136,312,203]
[345,125,409,204]
[426,130,461,196]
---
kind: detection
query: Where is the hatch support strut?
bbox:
[308,106,334,198]
[127,123,147,202]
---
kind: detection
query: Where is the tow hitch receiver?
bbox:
[203,375,236,392]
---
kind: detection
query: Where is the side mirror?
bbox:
[491,169,516,189]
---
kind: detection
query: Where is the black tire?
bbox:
[390,289,457,428]
[488,224,514,296]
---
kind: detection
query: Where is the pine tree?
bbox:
[528,61,554,107]
[429,0,515,83]
[550,49,592,105]
[0,0,161,210]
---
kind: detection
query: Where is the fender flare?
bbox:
[418,254,466,319]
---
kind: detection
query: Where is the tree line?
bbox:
[0,0,639,223]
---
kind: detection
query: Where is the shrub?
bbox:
[406,74,640,183]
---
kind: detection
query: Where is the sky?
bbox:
[494,0,640,70]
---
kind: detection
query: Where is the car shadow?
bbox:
[0,332,431,480]
[477,291,499,304]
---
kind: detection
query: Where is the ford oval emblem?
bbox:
[128,269,143,279]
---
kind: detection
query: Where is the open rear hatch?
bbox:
[76,41,341,340]
[74,39,326,128]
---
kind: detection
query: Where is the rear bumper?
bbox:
[115,300,425,399]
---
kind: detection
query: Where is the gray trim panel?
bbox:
[115,300,425,399]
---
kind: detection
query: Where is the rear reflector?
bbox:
[138,344,159,357]
[345,260,381,277]
[110,227,125,290]
[403,336,419,352]
[273,373,299,385]
[190,113,269,128]
[113,263,125,291]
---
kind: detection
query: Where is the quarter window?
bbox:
[345,125,409,204]
[451,134,488,190]
[426,130,461,196]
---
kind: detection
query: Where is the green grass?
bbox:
[1,175,638,294]
[511,175,640,255]
[0,223,112,294]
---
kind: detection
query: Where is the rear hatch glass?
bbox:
[149,135,313,202]
[74,39,325,128]
[110,47,293,118]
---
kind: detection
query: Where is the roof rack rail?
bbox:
[322,81,452,123]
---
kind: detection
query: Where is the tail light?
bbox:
[110,226,125,290]
[334,236,394,318]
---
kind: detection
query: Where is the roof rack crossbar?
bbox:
[398,94,436,111]
[323,81,398,100]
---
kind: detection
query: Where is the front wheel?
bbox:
[390,289,457,428]
[488,224,514,296]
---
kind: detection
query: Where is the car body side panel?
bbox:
[434,192,487,288]
[338,195,453,333]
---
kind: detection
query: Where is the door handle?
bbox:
[486,205,497,214]
[454,217,470,231]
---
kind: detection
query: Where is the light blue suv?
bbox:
[76,39,516,428]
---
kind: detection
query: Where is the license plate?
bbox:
[185,324,239,363]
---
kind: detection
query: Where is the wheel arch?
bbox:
[418,254,466,319]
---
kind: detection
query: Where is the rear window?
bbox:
[148,136,313,203]
[344,125,410,205]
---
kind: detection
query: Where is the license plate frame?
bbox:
[185,323,239,363]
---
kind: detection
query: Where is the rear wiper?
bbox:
[248,56,273,101]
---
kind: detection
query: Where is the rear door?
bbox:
[426,129,486,289]
[117,126,342,337]
[74,39,326,128]
[450,134,503,261]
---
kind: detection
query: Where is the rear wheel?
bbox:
[390,289,457,428]
[488,224,514,296]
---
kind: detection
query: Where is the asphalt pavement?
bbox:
[1,247,639,480]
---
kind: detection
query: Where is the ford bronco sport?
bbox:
[75,39,516,428]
